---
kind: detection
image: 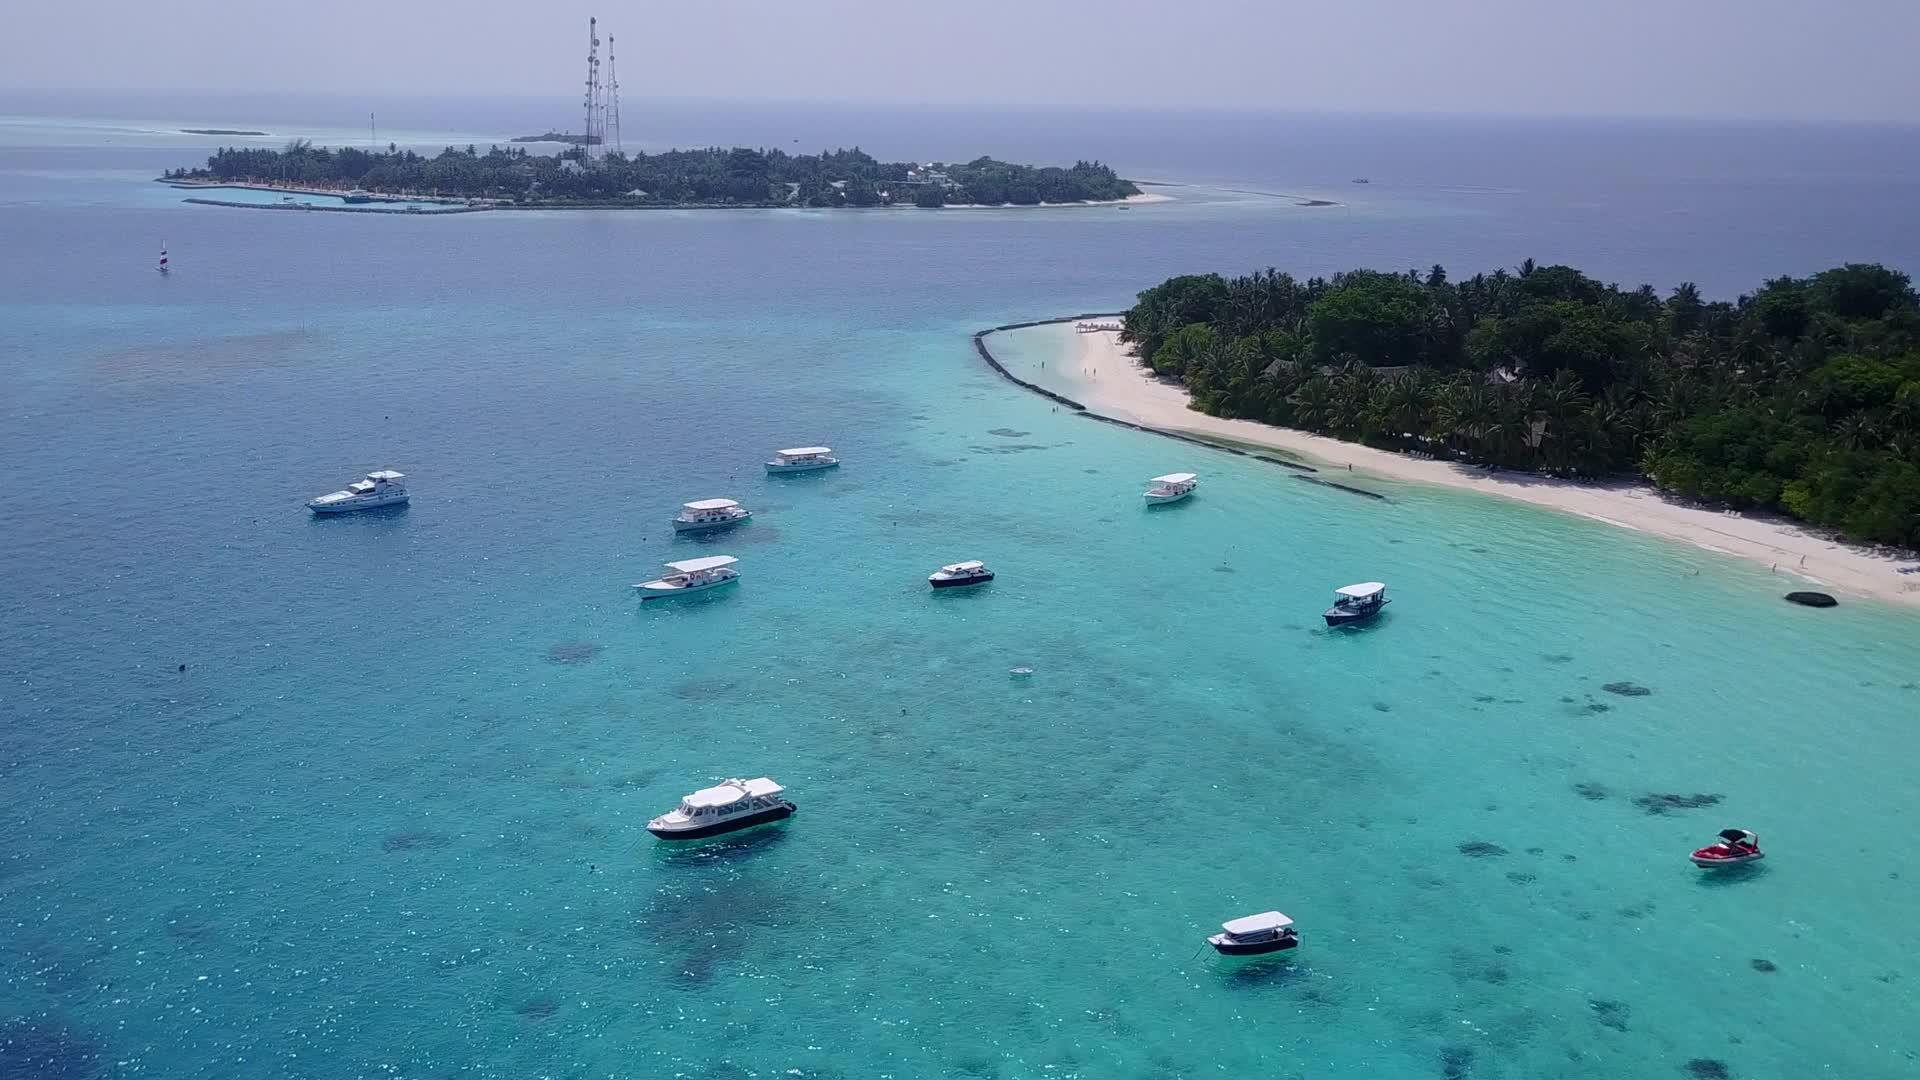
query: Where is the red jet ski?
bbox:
[1691,828,1763,867]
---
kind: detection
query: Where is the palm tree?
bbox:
[1481,388,1539,466]
[1535,370,1591,472]
[1378,373,1430,449]
[1832,413,1883,452]
[1291,377,1335,432]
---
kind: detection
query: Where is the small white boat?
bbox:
[1208,911,1299,956]
[635,555,740,599]
[307,469,409,513]
[156,244,170,275]
[1144,472,1197,505]
[673,498,752,532]
[342,189,373,204]
[929,560,994,589]
[647,776,795,839]
[1324,582,1389,627]
[766,446,840,473]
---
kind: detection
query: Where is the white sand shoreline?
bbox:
[1001,323,1920,608]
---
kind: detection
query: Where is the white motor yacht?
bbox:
[766,446,840,473]
[635,555,740,599]
[673,498,752,532]
[929,560,995,589]
[647,777,795,839]
[308,470,409,513]
[1143,472,1197,505]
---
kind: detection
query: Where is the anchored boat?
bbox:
[647,777,795,840]
[1691,828,1764,867]
[929,560,994,589]
[635,555,740,599]
[1144,472,1197,505]
[1208,911,1299,956]
[1324,582,1389,627]
[307,470,408,513]
[766,446,839,474]
[673,498,752,532]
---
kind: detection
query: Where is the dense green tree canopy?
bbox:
[1122,260,1920,547]
[165,141,1138,207]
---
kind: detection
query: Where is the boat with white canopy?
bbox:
[1324,582,1389,627]
[766,446,840,473]
[929,560,994,589]
[1207,911,1299,955]
[1143,472,1197,505]
[635,555,740,599]
[307,470,409,513]
[673,498,752,532]
[647,776,795,839]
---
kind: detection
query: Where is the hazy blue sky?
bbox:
[3,0,1915,121]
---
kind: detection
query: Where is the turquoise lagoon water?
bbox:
[4,105,1920,1079]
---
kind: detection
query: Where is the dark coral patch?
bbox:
[1572,782,1609,800]
[1602,681,1652,696]
[1633,793,1723,815]
[1685,1060,1730,1080]
[546,641,603,665]
[1458,841,1508,858]
[0,1015,105,1080]
[1750,958,1777,973]
[1589,999,1630,1032]
[517,999,558,1020]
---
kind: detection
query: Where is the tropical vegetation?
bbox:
[1121,261,1920,547]
[163,141,1138,207]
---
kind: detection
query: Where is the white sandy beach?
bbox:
[1022,325,1920,607]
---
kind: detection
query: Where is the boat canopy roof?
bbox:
[682,776,783,808]
[1222,911,1293,936]
[1150,472,1197,485]
[941,560,986,573]
[683,498,740,511]
[665,555,738,573]
[778,446,832,457]
[1335,582,1386,599]
[366,470,405,481]
[1717,827,1758,843]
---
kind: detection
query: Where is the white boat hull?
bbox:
[308,493,410,513]
[635,573,739,599]
[1143,489,1193,505]
[672,512,751,532]
[766,460,839,474]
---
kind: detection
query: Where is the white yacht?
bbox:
[1143,472,1197,505]
[635,555,740,599]
[929,560,994,589]
[766,446,840,473]
[673,498,752,532]
[647,776,795,839]
[307,470,409,513]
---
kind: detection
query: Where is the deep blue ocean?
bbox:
[4,95,1920,1079]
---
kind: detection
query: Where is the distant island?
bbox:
[510,132,601,145]
[1121,261,1920,548]
[160,140,1142,208]
[180,128,268,136]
